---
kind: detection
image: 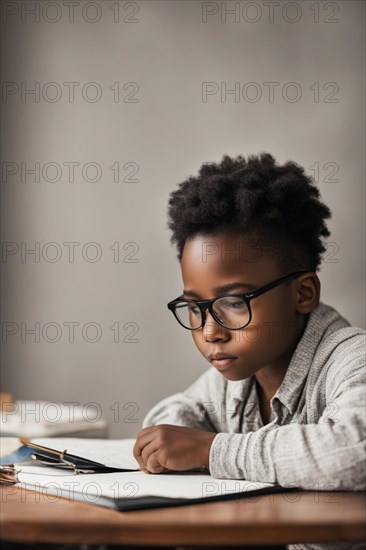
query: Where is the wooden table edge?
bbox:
[1,486,365,546]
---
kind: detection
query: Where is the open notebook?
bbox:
[5,437,296,511]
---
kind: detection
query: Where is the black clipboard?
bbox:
[114,483,299,511]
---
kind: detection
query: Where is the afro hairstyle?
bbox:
[167,152,332,273]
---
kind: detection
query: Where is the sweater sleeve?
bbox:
[141,367,225,432]
[208,349,366,490]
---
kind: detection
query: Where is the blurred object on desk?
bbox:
[0,398,108,439]
[0,437,20,458]
[0,393,14,412]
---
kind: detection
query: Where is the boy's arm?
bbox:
[141,367,224,432]
[208,343,366,490]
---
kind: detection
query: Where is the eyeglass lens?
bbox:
[175,296,250,329]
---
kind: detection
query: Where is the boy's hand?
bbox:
[133,424,217,474]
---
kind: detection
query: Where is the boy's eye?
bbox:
[176,302,200,314]
[228,301,244,309]
[187,304,200,315]
[215,297,247,311]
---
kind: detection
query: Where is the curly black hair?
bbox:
[167,152,332,273]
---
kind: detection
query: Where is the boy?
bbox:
[133,153,365,549]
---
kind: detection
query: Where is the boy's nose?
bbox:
[202,310,227,341]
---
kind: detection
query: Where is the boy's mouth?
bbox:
[208,352,238,370]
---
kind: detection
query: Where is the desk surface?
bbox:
[1,486,365,546]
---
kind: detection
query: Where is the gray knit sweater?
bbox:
[142,301,366,550]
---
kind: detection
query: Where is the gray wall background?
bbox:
[1,0,365,438]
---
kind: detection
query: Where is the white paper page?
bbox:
[27,437,139,469]
[16,464,275,500]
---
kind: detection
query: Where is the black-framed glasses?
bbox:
[167,270,308,331]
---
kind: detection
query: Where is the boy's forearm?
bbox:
[142,392,218,431]
[142,367,227,431]
[208,420,366,490]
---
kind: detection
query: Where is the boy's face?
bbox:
[180,231,308,381]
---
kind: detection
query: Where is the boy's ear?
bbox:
[295,273,320,314]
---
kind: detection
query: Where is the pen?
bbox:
[0,464,20,484]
